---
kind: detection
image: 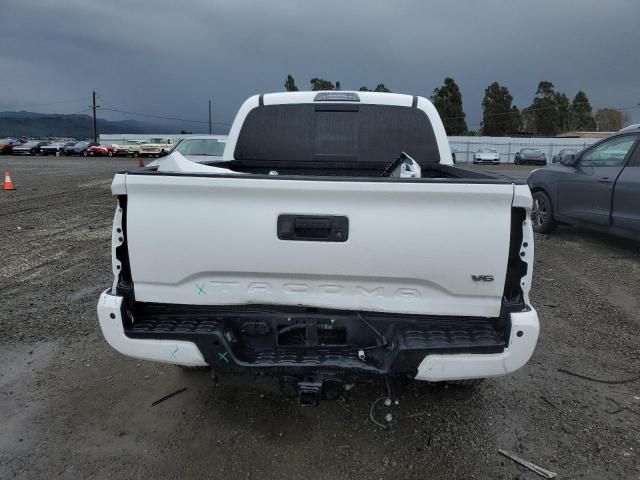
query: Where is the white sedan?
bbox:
[147,136,226,167]
[473,148,501,165]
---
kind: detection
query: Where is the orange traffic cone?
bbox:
[138,157,145,167]
[3,171,15,190]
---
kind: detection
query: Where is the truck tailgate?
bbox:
[122,174,515,317]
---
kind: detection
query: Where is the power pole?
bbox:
[91,91,99,142]
[208,99,212,135]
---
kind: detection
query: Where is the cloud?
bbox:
[1,0,639,128]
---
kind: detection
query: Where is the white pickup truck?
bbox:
[138,137,174,157]
[97,91,539,404]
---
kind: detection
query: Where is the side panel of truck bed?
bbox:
[122,173,515,318]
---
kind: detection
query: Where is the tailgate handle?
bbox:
[278,215,348,242]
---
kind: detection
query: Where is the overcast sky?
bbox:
[1,0,639,131]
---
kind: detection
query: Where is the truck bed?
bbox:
[127,160,521,183]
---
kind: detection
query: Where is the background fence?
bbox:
[449,136,600,164]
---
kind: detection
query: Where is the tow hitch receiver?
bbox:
[298,380,323,406]
[280,375,345,406]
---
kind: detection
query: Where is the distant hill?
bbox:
[0,111,171,138]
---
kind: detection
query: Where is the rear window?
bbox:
[234,104,440,164]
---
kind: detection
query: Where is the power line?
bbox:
[99,106,231,126]
[94,92,232,125]
[68,107,91,115]
[95,94,137,123]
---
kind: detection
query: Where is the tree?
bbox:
[570,91,596,131]
[431,77,467,135]
[528,81,561,136]
[521,106,536,133]
[335,81,341,90]
[284,74,298,92]
[358,84,391,92]
[310,78,335,91]
[509,106,523,134]
[523,81,577,135]
[481,82,518,136]
[595,108,630,131]
[555,92,571,133]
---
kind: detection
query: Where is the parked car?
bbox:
[11,141,49,155]
[40,142,65,155]
[473,148,500,164]
[156,136,225,164]
[138,137,174,157]
[111,140,147,157]
[0,138,23,154]
[515,148,546,165]
[87,144,116,157]
[528,127,640,240]
[98,91,539,405]
[63,141,98,156]
[40,141,76,155]
[551,148,578,164]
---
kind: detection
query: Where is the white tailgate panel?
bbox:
[124,175,514,317]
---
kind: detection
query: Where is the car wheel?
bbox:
[133,152,139,158]
[108,151,113,157]
[82,150,88,157]
[531,190,556,234]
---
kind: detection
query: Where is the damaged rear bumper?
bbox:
[97,290,539,381]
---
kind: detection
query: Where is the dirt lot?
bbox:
[1,157,639,479]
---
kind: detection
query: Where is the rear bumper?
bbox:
[97,291,208,366]
[97,291,539,380]
[415,308,539,381]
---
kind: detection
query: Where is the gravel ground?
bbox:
[1,157,639,479]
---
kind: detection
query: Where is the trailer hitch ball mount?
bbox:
[280,375,344,406]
